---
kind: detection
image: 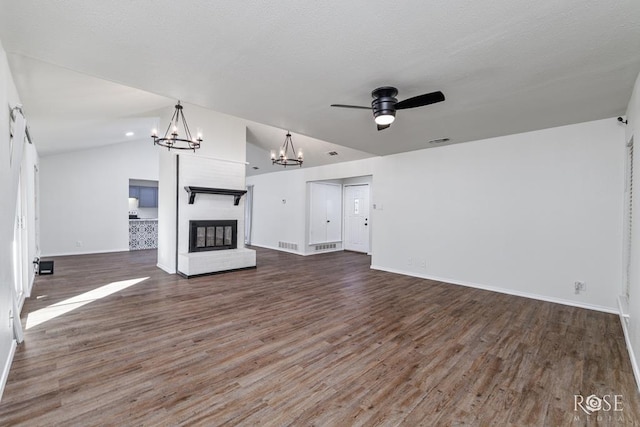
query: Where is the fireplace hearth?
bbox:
[189,220,237,252]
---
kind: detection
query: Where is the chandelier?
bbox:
[151,101,202,151]
[271,131,303,167]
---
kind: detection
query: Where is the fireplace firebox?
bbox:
[189,220,237,252]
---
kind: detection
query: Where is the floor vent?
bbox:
[315,243,337,251]
[278,241,298,251]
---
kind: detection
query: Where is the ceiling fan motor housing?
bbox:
[371,86,398,122]
[330,86,444,130]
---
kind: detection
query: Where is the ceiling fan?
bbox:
[331,86,445,131]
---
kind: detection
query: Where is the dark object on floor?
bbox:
[38,260,54,275]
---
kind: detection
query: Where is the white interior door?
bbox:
[344,184,370,253]
[309,182,342,244]
[325,184,342,242]
[13,179,24,306]
[309,183,327,244]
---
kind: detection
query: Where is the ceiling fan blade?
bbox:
[330,104,372,110]
[377,123,391,131]
[395,91,445,110]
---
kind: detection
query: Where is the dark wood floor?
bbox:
[0,248,638,426]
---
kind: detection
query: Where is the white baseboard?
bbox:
[250,242,347,257]
[248,243,305,256]
[41,247,130,257]
[370,264,618,314]
[303,248,343,256]
[156,263,176,274]
[618,295,640,392]
[0,340,17,402]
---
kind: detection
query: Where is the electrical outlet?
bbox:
[419,259,427,269]
[574,281,586,294]
[76,240,83,247]
[408,257,413,266]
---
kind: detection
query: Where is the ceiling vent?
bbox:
[327,151,339,156]
[428,137,450,144]
[252,166,259,170]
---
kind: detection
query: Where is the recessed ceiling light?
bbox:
[428,137,450,144]
[125,131,135,137]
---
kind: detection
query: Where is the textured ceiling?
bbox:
[1,0,639,164]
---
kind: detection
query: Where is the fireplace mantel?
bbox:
[184,186,247,205]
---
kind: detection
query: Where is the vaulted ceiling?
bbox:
[1,1,639,173]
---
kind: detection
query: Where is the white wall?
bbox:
[157,150,177,272]
[249,169,306,253]
[0,39,37,400]
[247,159,377,255]
[249,118,625,312]
[624,70,640,389]
[40,139,158,256]
[373,118,624,312]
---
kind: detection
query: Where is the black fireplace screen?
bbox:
[189,220,237,252]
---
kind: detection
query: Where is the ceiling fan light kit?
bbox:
[331,86,445,131]
[151,101,202,151]
[374,114,395,125]
[372,86,398,127]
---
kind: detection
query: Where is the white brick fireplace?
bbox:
[172,153,256,277]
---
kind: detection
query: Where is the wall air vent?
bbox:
[252,166,259,170]
[278,241,298,251]
[315,243,337,251]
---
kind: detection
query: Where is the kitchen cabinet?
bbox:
[138,186,158,207]
[129,185,158,208]
[129,186,140,199]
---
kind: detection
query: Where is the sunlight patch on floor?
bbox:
[25,277,149,330]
